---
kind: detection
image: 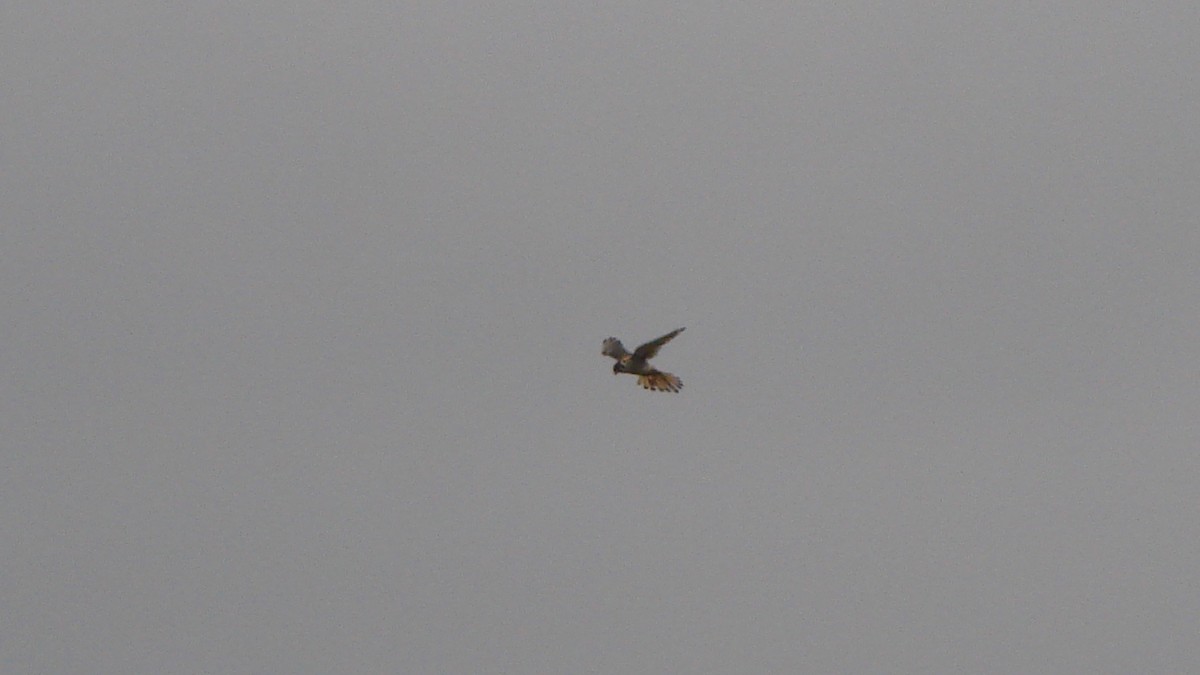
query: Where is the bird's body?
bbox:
[601,328,685,392]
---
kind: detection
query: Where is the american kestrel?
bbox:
[601,328,685,392]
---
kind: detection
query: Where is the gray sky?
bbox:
[4,2,1199,672]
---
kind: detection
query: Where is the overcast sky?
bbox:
[4,2,1199,673]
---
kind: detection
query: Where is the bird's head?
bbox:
[612,362,623,374]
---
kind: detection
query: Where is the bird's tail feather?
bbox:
[638,372,682,393]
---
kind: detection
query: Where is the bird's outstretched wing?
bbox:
[601,337,630,360]
[633,327,685,360]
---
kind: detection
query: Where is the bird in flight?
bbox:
[601,328,685,392]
